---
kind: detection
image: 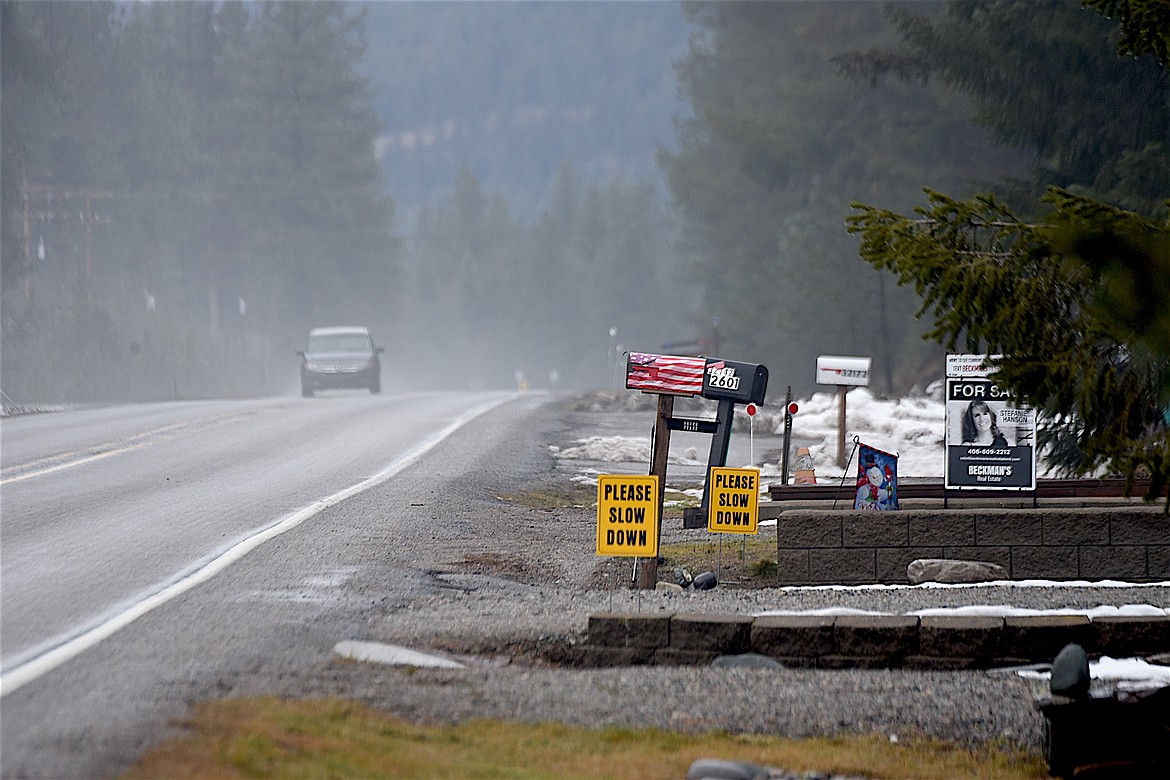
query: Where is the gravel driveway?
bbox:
[225,392,1169,762]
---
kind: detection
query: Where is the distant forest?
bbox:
[4,1,1159,405]
[362,1,690,225]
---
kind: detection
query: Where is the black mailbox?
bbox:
[701,359,768,405]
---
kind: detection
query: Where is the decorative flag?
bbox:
[625,353,706,396]
[854,443,899,511]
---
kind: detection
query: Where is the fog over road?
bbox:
[0,391,537,778]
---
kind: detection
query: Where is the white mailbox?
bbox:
[816,355,871,387]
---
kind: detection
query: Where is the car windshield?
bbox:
[307,332,371,353]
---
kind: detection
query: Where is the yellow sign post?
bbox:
[596,474,660,557]
[707,467,760,534]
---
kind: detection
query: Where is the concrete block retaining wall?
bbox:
[763,506,1170,585]
[584,613,1170,670]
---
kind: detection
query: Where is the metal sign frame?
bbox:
[943,354,1037,491]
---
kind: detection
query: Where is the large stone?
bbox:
[692,571,718,591]
[1003,615,1094,660]
[918,616,1003,659]
[907,558,1007,584]
[752,614,835,658]
[1092,615,1170,656]
[710,652,784,671]
[1050,643,1090,699]
[833,615,919,660]
[687,758,771,780]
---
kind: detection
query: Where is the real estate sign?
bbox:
[944,354,1037,491]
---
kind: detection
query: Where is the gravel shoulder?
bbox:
[233,392,1168,756]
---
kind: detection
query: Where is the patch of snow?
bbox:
[551,436,702,465]
[334,640,465,669]
[1017,656,1170,689]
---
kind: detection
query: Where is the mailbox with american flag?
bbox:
[625,353,706,396]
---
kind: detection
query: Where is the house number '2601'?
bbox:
[707,367,740,390]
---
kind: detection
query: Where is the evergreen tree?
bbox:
[1,0,122,294]
[849,189,1170,503]
[403,161,686,390]
[232,1,396,336]
[847,0,1170,504]
[663,1,1023,394]
[1082,0,1170,65]
[836,0,1169,215]
[406,163,527,387]
[2,0,397,401]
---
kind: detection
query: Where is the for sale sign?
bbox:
[944,355,1036,490]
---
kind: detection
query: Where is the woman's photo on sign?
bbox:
[960,399,1009,446]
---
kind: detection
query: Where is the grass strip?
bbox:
[123,696,1045,779]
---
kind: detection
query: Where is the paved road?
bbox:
[0,391,539,778]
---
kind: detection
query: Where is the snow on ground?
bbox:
[553,384,1021,479]
[773,384,949,478]
[550,438,703,466]
[757,603,1170,619]
[554,385,958,478]
[754,592,1170,689]
[555,388,1170,687]
[1018,656,1170,690]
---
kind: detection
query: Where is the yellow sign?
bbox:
[707,467,760,534]
[596,474,660,557]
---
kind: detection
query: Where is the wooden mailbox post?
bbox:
[620,353,768,589]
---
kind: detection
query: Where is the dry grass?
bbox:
[123,697,1046,780]
[660,535,781,587]
[496,483,597,511]
[499,482,781,587]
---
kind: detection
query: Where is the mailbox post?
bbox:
[622,352,769,556]
[698,359,768,518]
[815,355,870,468]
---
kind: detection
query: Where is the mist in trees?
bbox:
[662,1,1031,396]
[361,1,689,226]
[7,1,1152,407]
[399,164,687,391]
[845,0,1170,497]
[3,1,396,402]
[2,1,686,403]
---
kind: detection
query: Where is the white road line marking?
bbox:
[1,419,216,485]
[0,442,152,485]
[0,395,515,697]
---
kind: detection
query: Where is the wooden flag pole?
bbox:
[837,386,848,468]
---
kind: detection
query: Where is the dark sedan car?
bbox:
[297,326,383,397]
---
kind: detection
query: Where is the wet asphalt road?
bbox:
[0,391,544,779]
